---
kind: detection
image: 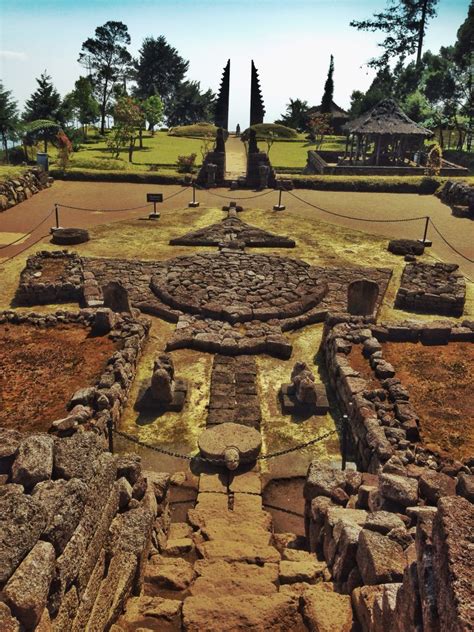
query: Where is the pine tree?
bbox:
[320,55,334,114]
[23,72,63,123]
[23,72,63,151]
[351,0,439,69]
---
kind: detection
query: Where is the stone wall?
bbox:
[321,315,474,473]
[303,463,473,632]
[395,262,466,317]
[16,251,84,306]
[0,167,53,211]
[0,309,150,438]
[0,428,170,631]
[437,179,474,209]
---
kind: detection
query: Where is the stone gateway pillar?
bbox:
[347,279,379,315]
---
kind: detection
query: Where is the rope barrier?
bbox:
[428,219,474,264]
[194,184,273,201]
[0,231,52,267]
[56,185,191,213]
[0,209,54,250]
[111,427,337,463]
[285,189,427,224]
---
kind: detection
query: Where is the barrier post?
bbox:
[273,187,286,211]
[188,182,200,208]
[50,204,62,234]
[418,216,432,247]
[107,417,114,453]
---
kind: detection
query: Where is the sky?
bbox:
[0,0,470,129]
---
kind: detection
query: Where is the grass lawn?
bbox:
[50,130,206,174]
[265,135,346,169]
[0,165,28,182]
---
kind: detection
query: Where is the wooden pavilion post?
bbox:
[375,136,381,165]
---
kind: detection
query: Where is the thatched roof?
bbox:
[307,101,349,119]
[345,99,432,137]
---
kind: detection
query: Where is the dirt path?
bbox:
[0,181,472,278]
[225,135,247,177]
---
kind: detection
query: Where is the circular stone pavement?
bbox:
[198,422,262,464]
[151,252,327,323]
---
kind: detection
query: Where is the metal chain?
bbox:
[111,427,336,463]
[194,184,274,201]
[56,186,191,213]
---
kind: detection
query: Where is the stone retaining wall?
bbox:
[0,428,170,631]
[303,463,473,632]
[395,262,466,317]
[16,251,84,306]
[437,179,474,209]
[0,167,53,211]
[0,309,150,438]
[321,314,474,473]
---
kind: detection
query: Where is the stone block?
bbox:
[356,529,406,585]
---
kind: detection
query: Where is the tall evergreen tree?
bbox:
[23,72,64,151]
[350,0,439,69]
[166,81,215,127]
[134,36,189,109]
[78,21,132,134]
[0,82,19,163]
[453,1,473,149]
[320,55,335,113]
[23,72,63,123]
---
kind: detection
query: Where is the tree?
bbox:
[134,36,189,109]
[167,81,215,127]
[23,72,64,151]
[275,98,309,131]
[307,113,333,149]
[0,83,19,163]
[78,21,132,135]
[320,55,335,113]
[142,95,164,134]
[70,77,100,137]
[350,0,439,69]
[107,96,143,162]
[453,1,473,149]
[348,66,395,117]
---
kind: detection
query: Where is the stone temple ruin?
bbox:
[0,196,472,632]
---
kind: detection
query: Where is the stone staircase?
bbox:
[113,469,355,631]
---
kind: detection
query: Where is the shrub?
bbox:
[169,122,218,138]
[176,153,197,173]
[56,131,73,170]
[242,123,298,141]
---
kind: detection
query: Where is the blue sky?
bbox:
[0,0,470,128]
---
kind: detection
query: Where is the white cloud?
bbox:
[0,50,27,61]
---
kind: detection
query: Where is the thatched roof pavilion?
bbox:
[343,99,432,166]
[307,101,349,134]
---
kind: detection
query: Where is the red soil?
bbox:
[0,323,116,433]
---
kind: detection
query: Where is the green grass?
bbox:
[266,136,346,169]
[49,131,206,174]
[0,165,28,182]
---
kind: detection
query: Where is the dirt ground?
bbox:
[0,323,116,432]
[350,341,473,461]
[383,342,474,461]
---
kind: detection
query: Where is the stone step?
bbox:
[144,556,195,592]
[196,540,281,564]
[163,537,194,557]
[115,595,182,631]
[190,559,278,597]
[182,593,304,632]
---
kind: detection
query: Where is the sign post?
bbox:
[188,183,200,208]
[147,193,163,219]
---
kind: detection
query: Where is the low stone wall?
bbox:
[321,315,474,473]
[0,167,53,211]
[0,428,170,631]
[303,463,473,632]
[395,262,466,317]
[0,309,150,438]
[16,251,84,306]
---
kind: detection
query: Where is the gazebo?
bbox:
[307,101,349,134]
[343,99,432,166]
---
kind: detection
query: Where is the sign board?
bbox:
[147,193,163,203]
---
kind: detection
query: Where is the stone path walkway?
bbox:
[225,135,247,179]
[114,467,351,631]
